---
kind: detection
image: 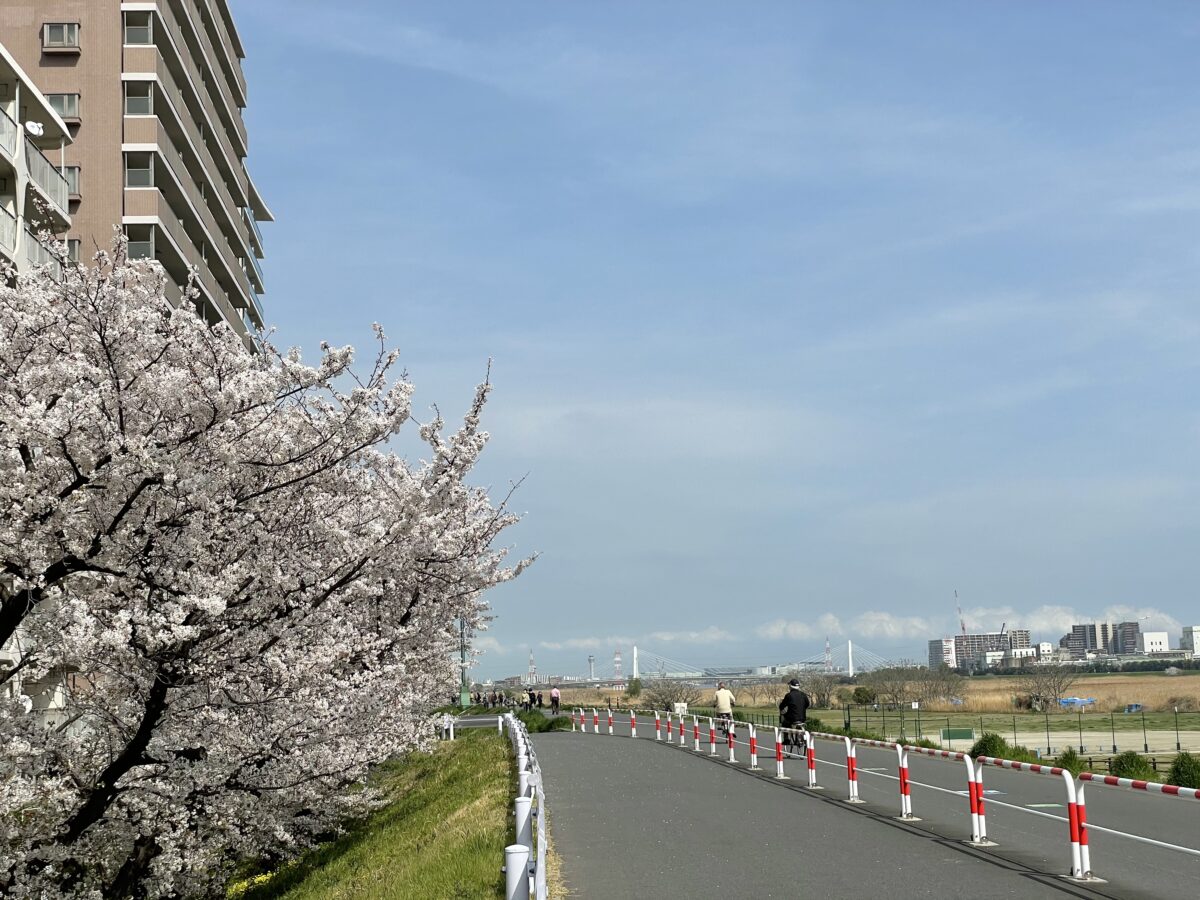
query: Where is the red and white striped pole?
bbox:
[805,731,820,789]
[748,723,760,770]
[678,715,686,747]
[895,744,916,819]
[692,716,701,752]
[654,710,661,741]
[572,708,578,732]
[592,708,599,732]
[664,711,672,744]
[607,708,614,735]
[727,721,737,763]
[774,728,789,779]
[1063,770,1084,878]
[1076,781,1092,879]
[630,709,638,738]
[708,718,717,756]
[844,737,862,803]
[964,756,983,844]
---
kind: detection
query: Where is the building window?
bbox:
[125,225,153,259]
[124,12,152,45]
[63,166,81,197]
[124,82,153,116]
[42,23,80,50]
[47,93,80,120]
[67,239,81,262]
[125,152,153,188]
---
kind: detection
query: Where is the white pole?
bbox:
[515,796,533,851]
[498,716,503,733]
[449,718,455,741]
[848,640,855,678]
[505,844,531,900]
[632,645,639,680]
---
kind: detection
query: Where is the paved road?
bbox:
[535,715,1198,899]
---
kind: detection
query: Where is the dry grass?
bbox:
[560,671,1200,715]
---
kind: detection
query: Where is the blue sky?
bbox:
[235,1,1200,679]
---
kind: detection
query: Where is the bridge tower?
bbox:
[527,648,537,683]
[632,645,639,680]
[824,637,832,673]
[588,655,595,680]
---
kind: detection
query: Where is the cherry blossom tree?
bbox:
[0,243,527,898]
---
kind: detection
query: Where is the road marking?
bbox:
[1026,803,1063,808]
[956,790,1006,796]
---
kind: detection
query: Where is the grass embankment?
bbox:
[229,729,510,900]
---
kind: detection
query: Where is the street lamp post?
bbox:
[459,619,470,708]
[1141,708,1148,753]
[1175,706,1182,752]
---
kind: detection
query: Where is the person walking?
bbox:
[537,691,544,709]
[550,686,561,715]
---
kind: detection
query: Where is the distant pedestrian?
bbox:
[537,691,544,709]
[527,688,536,711]
[550,686,561,714]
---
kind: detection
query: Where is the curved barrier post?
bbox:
[709,717,717,756]
[664,711,672,744]
[679,715,686,747]
[727,721,737,763]
[774,728,790,779]
[804,729,821,789]
[592,708,599,732]
[655,710,662,741]
[693,715,701,752]
[607,708,614,735]
[749,723,760,770]
[630,709,638,738]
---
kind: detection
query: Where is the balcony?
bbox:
[24,138,69,219]
[0,107,17,161]
[0,206,16,259]
[242,206,263,253]
[25,227,62,277]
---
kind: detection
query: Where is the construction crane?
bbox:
[956,589,967,636]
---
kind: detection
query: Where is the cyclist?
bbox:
[779,678,810,755]
[713,681,736,737]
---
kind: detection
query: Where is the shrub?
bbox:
[1109,751,1157,781]
[1054,746,1083,776]
[969,732,1038,764]
[1167,751,1200,789]
[852,686,877,705]
[969,732,1008,759]
[626,678,642,699]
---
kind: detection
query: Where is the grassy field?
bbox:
[228,729,512,900]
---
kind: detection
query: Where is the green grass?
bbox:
[228,729,511,900]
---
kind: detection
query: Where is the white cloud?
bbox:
[851,611,938,641]
[474,636,506,654]
[648,627,734,644]
[538,635,634,652]
[756,614,843,641]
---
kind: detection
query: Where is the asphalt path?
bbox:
[538,712,1198,899]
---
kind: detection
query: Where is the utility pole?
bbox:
[459,619,470,708]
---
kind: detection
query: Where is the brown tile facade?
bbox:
[0,0,269,338]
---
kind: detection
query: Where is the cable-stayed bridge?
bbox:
[576,640,901,686]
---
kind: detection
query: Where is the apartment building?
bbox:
[0,42,73,272]
[0,0,269,339]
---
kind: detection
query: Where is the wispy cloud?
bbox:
[649,627,734,644]
[756,614,843,640]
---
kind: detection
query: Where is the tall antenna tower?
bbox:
[613,648,624,683]
[527,649,536,683]
[824,637,833,672]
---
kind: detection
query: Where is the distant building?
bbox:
[1182,626,1200,654]
[1139,632,1169,654]
[951,629,1029,669]
[928,638,956,670]
[1036,641,1055,658]
[1115,621,1142,655]
[1060,623,1119,659]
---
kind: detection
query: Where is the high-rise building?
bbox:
[0,1,270,340]
[0,41,73,274]
[1115,621,1142,655]
[951,630,1026,668]
[1182,626,1199,654]
[1060,622,1119,659]
[928,638,956,670]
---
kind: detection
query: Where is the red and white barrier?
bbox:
[655,710,662,741]
[748,724,760,770]
[804,730,820,790]
[976,757,1084,878]
[773,728,789,779]
[1078,771,1200,800]
[809,732,862,803]
[692,716,701,752]
[664,711,672,744]
[592,708,599,732]
[630,709,638,738]
[709,717,717,756]
[727,721,737,763]
[678,715,686,747]
[607,709,614,735]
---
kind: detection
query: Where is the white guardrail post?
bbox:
[505,845,530,900]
